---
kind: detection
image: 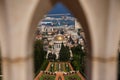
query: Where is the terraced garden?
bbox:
[48,62,71,72]
[36,62,84,80]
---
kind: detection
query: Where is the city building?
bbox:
[35,14,86,59]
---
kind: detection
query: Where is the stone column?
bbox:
[0,0,55,80]
[0,0,43,80]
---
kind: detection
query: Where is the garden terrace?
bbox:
[48,62,71,72]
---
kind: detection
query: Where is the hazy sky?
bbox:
[48,3,71,14]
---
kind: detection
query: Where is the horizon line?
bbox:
[45,13,72,16]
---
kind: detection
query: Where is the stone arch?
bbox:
[0,0,120,80]
[27,0,92,79]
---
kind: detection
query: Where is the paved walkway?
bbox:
[77,72,86,80]
[55,72,64,80]
[34,62,51,80]
[46,62,65,80]
[68,62,74,71]
[45,62,51,71]
[68,62,86,80]
[34,71,43,80]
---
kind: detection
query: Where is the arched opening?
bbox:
[27,0,92,80]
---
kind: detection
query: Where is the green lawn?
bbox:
[48,62,55,72]
[65,63,70,72]
[39,74,55,80]
[64,74,81,80]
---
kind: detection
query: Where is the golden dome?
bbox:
[54,34,65,41]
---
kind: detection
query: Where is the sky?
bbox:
[39,3,74,26]
[48,3,71,14]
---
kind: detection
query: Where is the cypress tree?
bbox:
[59,43,70,61]
[34,40,46,74]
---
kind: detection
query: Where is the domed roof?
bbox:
[54,34,65,41]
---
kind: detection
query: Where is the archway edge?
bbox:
[28,0,92,57]
[28,0,92,79]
